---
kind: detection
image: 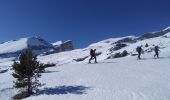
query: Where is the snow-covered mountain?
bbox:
[0,37,53,58]
[1,26,169,61]
[138,26,170,40]
[0,26,170,100]
[52,41,63,46]
[38,27,170,66]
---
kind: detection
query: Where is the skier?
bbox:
[154,46,160,58]
[136,46,142,59]
[89,49,97,63]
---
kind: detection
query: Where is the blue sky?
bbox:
[0,0,170,48]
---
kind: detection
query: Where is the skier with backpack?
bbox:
[89,49,97,63]
[136,46,143,59]
[154,46,160,58]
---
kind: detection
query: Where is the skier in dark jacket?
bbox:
[89,49,97,63]
[154,46,160,58]
[136,46,142,59]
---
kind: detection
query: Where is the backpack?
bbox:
[90,49,94,55]
[155,46,159,51]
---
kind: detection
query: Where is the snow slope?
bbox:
[38,34,170,65]
[0,27,170,100]
[1,48,170,100]
[0,38,28,54]
[164,32,170,38]
[0,35,170,100]
[27,50,170,100]
[0,37,53,57]
[38,36,135,64]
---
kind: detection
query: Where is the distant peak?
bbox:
[27,36,42,39]
[122,35,137,39]
[163,26,170,31]
[52,41,63,46]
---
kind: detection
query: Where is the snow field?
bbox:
[26,51,170,100]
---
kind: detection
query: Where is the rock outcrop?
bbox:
[53,40,74,53]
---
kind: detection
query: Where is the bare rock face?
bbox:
[53,40,74,53]
[107,50,129,59]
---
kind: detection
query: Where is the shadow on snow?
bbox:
[0,69,8,74]
[42,70,60,73]
[140,56,170,60]
[36,85,91,95]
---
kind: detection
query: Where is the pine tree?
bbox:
[12,49,45,96]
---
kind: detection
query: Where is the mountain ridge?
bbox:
[0,26,170,59]
[0,37,53,58]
